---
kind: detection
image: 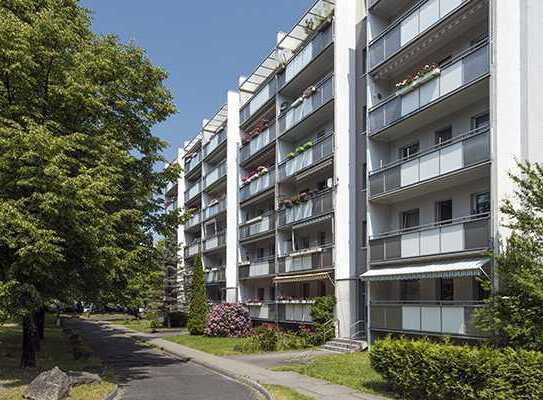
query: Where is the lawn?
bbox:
[0,317,116,400]
[273,352,393,398]
[264,384,315,400]
[163,334,245,356]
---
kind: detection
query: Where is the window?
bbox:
[401,209,420,230]
[472,113,490,129]
[471,192,490,215]
[440,278,454,301]
[362,221,367,247]
[302,283,311,298]
[257,288,265,301]
[435,126,452,145]
[399,142,419,160]
[362,163,367,189]
[257,247,264,259]
[435,200,453,223]
[319,231,327,246]
[319,281,327,297]
[270,286,275,300]
[400,280,419,301]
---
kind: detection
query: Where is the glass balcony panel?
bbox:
[203,231,226,252]
[279,135,334,181]
[185,152,201,173]
[203,130,227,159]
[205,268,226,284]
[384,26,401,59]
[184,181,201,202]
[440,0,463,16]
[239,213,275,240]
[420,0,439,32]
[284,246,334,273]
[203,161,226,189]
[369,38,384,69]
[184,240,201,258]
[463,45,489,83]
[278,190,334,227]
[203,199,226,220]
[400,11,419,46]
[185,212,201,229]
[239,168,275,202]
[248,303,276,320]
[240,80,276,124]
[240,123,276,163]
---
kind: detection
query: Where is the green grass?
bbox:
[0,317,116,400]
[273,352,393,398]
[115,318,154,333]
[263,384,315,400]
[163,334,246,356]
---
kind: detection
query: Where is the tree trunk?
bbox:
[21,315,37,368]
[35,308,45,340]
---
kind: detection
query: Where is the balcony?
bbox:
[278,189,334,227]
[239,257,276,279]
[203,231,226,253]
[369,127,490,201]
[205,268,226,284]
[370,214,490,264]
[277,301,314,323]
[184,240,201,258]
[203,199,226,221]
[184,181,201,203]
[240,80,277,126]
[239,212,275,241]
[278,245,334,274]
[369,42,489,137]
[239,168,275,203]
[246,302,277,321]
[203,161,226,190]
[370,301,484,338]
[369,0,468,71]
[184,152,201,175]
[185,211,201,230]
[240,123,276,164]
[278,74,334,136]
[203,129,227,159]
[278,21,334,89]
[278,134,334,182]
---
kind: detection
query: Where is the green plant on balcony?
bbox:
[394,63,440,95]
[287,151,296,159]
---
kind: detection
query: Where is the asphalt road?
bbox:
[67,319,260,400]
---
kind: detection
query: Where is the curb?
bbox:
[103,384,119,400]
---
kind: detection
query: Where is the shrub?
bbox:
[204,303,251,337]
[167,311,187,328]
[276,331,307,351]
[235,335,262,353]
[310,296,336,345]
[370,337,543,400]
[187,256,208,335]
[254,324,280,351]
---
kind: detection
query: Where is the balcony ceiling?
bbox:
[369,0,416,19]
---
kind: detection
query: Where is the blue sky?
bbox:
[81,1,310,162]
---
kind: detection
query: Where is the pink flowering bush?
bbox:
[204,303,251,337]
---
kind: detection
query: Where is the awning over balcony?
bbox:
[360,258,490,282]
[274,271,331,284]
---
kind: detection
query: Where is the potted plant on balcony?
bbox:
[395,63,440,96]
[286,151,296,159]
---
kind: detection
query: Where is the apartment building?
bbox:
[172,0,543,343]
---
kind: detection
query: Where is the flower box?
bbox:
[395,66,440,96]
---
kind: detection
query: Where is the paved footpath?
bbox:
[103,322,389,400]
[67,319,261,400]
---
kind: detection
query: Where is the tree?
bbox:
[476,162,543,350]
[187,256,208,335]
[0,0,180,366]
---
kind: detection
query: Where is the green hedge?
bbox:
[370,337,543,400]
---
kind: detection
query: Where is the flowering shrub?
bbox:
[204,303,251,337]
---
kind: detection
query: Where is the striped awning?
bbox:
[274,271,331,284]
[360,258,490,282]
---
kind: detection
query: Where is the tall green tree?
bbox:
[0,0,180,366]
[476,162,543,350]
[187,256,208,335]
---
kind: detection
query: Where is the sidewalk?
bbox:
[105,322,388,400]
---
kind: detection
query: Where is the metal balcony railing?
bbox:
[278,22,334,87]
[203,199,226,221]
[240,123,276,163]
[239,212,275,240]
[203,129,227,159]
[278,189,334,227]
[184,152,201,174]
[278,74,334,135]
[240,80,277,125]
[205,267,226,284]
[203,231,226,252]
[184,240,201,258]
[369,127,490,197]
[239,257,276,279]
[184,181,201,202]
[203,161,226,189]
[369,42,489,134]
[185,211,201,229]
[278,244,334,274]
[239,168,275,202]
[369,213,490,263]
[370,300,485,337]
[369,0,467,70]
[278,134,334,181]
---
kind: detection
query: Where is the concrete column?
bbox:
[334,0,365,338]
[226,90,240,302]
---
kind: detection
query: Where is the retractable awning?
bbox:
[274,271,331,284]
[360,258,490,282]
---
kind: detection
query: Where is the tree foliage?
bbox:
[187,256,208,335]
[476,162,543,350]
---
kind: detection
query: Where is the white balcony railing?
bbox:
[278,245,334,274]
[203,161,226,189]
[240,80,277,125]
[184,240,201,258]
[278,134,334,181]
[239,168,275,202]
[239,257,276,278]
[203,199,226,220]
[239,212,275,240]
[240,123,276,163]
[278,189,334,227]
[205,268,226,284]
[278,302,314,323]
[184,152,201,174]
[203,231,226,252]
[185,211,201,229]
[247,302,276,320]
[203,129,227,159]
[184,181,201,202]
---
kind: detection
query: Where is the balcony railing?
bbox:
[205,268,226,284]
[184,240,201,258]
[240,80,277,125]
[278,74,334,135]
[278,245,334,274]
[278,134,334,181]
[370,214,490,263]
[185,211,201,229]
[240,123,276,163]
[247,302,277,320]
[369,0,466,70]
[239,212,275,240]
[370,301,485,337]
[203,199,226,221]
[203,231,226,252]
[369,42,489,134]
[239,257,276,279]
[278,22,334,87]
[203,161,227,189]
[184,152,201,174]
[277,302,314,323]
[278,189,334,227]
[369,127,490,197]
[203,129,227,159]
[184,181,201,202]
[239,168,275,202]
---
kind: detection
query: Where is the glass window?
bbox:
[440,278,454,301]
[400,280,419,301]
[362,163,367,189]
[399,142,419,160]
[471,192,490,215]
[435,126,452,145]
[472,113,490,129]
[362,221,367,247]
[401,209,420,230]
[435,200,453,223]
[302,283,311,298]
[319,232,327,246]
[257,288,265,301]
